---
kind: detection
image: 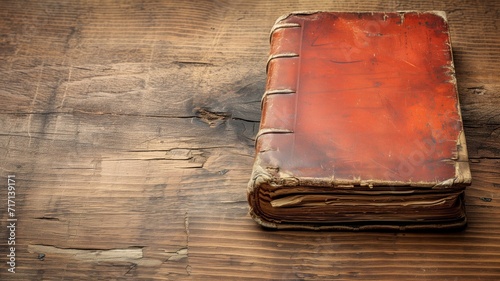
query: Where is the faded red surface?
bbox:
[258,12,462,183]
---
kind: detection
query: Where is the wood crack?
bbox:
[34,216,60,221]
[194,107,230,127]
[165,248,188,262]
[172,60,215,66]
[468,156,500,160]
[231,116,260,123]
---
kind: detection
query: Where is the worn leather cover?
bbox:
[248,11,472,230]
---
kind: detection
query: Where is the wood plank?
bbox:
[0,0,499,280]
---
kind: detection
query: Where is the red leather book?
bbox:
[248,11,471,230]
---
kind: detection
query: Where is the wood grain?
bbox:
[0,0,499,280]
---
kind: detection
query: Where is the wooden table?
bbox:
[1,1,499,280]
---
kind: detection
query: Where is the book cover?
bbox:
[248,11,471,230]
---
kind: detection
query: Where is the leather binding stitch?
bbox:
[257,17,301,146]
[265,53,299,73]
[251,17,301,192]
[260,89,295,110]
[269,23,301,41]
[255,128,294,143]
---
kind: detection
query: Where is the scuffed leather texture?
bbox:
[261,11,464,182]
[248,12,471,230]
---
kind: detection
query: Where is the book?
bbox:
[248,11,471,230]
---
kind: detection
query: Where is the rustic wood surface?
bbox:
[0,1,499,280]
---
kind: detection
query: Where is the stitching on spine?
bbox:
[257,20,300,148]
[265,89,295,95]
[269,23,301,42]
[266,53,299,73]
[260,89,295,109]
[255,128,294,142]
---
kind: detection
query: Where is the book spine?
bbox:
[255,18,302,154]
